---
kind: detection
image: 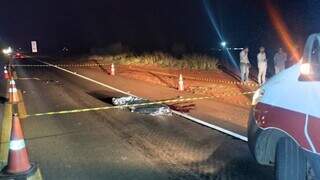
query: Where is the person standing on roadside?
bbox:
[273,48,287,74]
[257,47,268,85]
[240,47,250,82]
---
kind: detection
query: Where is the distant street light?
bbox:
[220,41,227,48]
[2,47,13,55]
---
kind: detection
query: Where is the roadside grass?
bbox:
[87,52,219,70]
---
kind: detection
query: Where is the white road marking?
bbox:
[173,111,248,141]
[18,77,41,81]
[39,60,135,97]
[38,60,248,142]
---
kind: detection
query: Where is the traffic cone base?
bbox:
[1,163,38,178]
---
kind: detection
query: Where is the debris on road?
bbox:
[112,96,172,116]
[112,96,144,106]
[42,79,64,86]
[131,104,172,116]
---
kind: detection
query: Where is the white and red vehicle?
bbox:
[248,33,320,180]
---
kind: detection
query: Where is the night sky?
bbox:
[0,0,319,54]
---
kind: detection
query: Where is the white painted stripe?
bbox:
[10,139,26,151]
[38,60,248,142]
[9,80,15,85]
[172,110,248,141]
[8,88,17,93]
[39,60,135,97]
[304,115,317,153]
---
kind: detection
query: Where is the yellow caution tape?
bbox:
[12,63,259,87]
[11,64,111,67]
[127,67,259,87]
[26,91,254,117]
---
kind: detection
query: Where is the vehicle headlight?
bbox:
[300,63,311,75]
[252,88,264,106]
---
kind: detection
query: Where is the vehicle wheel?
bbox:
[275,138,307,180]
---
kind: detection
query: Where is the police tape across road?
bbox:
[11,64,111,67]
[26,91,254,117]
[12,63,259,88]
[127,66,259,88]
[33,60,252,142]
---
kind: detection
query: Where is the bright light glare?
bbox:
[2,47,13,55]
[301,63,311,75]
[202,0,238,68]
[266,1,300,61]
[220,41,227,48]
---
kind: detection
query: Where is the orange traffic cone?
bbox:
[8,79,20,103]
[4,67,10,80]
[111,63,115,76]
[6,114,31,174]
[178,74,184,91]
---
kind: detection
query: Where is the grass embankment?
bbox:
[85,52,219,70]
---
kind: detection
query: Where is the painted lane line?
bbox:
[37,59,248,142]
[21,78,40,80]
[172,110,248,142]
[38,60,135,97]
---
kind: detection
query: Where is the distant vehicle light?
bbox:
[300,63,311,75]
[220,41,227,48]
[2,47,13,55]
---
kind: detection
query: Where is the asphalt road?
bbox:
[11,58,274,179]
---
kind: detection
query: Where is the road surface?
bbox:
[4,58,274,179]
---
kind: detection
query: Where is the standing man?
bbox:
[257,47,267,85]
[240,47,250,82]
[273,48,287,74]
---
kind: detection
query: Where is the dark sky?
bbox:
[0,0,319,53]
